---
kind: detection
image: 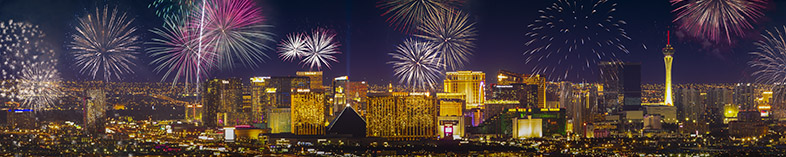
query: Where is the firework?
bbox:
[523,0,630,81]
[750,26,786,85]
[377,0,465,33]
[389,38,442,90]
[70,6,141,81]
[194,0,274,69]
[17,61,61,111]
[149,0,198,22]
[148,17,216,86]
[415,9,476,71]
[301,28,341,70]
[277,33,308,62]
[0,20,56,103]
[672,0,767,44]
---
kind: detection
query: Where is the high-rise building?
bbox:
[85,89,106,134]
[366,92,438,140]
[291,89,326,135]
[445,71,485,109]
[297,71,323,89]
[598,62,642,111]
[495,70,549,108]
[437,93,466,139]
[734,83,756,111]
[263,76,310,108]
[663,32,675,106]
[675,87,705,122]
[561,83,598,137]
[202,78,243,127]
[331,76,348,119]
[491,84,540,109]
[7,108,36,130]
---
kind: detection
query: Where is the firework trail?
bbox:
[377,0,465,33]
[301,28,341,70]
[69,6,141,81]
[0,20,59,105]
[389,38,442,90]
[147,17,216,86]
[415,9,476,71]
[193,0,274,69]
[523,0,630,81]
[277,33,308,62]
[672,0,768,45]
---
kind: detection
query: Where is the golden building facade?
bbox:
[444,71,485,109]
[496,70,549,109]
[297,71,323,89]
[366,92,437,140]
[291,89,326,135]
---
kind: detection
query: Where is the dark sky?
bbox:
[1,0,784,85]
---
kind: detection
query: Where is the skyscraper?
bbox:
[85,89,106,135]
[202,78,243,127]
[297,71,323,89]
[445,71,486,109]
[663,31,675,106]
[495,70,548,108]
[366,92,438,140]
[598,62,642,111]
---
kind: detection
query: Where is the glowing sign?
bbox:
[495,85,513,88]
[334,76,348,81]
[266,88,277,93]
[251,77,270,82]
[296,89,310,93]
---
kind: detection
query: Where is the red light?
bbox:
[444,126,453,133]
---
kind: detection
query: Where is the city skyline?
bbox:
[0,0,782,84]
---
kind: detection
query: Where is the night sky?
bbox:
[1,0,785,85]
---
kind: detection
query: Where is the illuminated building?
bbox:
[7,108,36,129]
[758,91,772,117]
[366,92,437,140]
[598,62,642,111]
[331,76,348,120]
[263,76,310,108]
[291,89,326,135]
[723,104,739,124]
[645,105,677,124]
[346,81,368,114]
[437,93,466,139]
[663,32,675,106]
[85,89,106,134]
[491,84,539,109]
[445,71,485,109]
[643,115,662,130]
[512,117,542,139]
[297,71,323,89]
[496,70,549,109]
[268,108,291,133]
[561,82,597,137]
[250,77,273,124]
[734,83,755,111]
[675,87,705,122]
[202,78,242,127]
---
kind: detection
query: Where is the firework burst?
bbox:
[389,38,442,90]
[377,0,465,33]
[672,0,768,45]
[148,17,216,86]
[0,20,58,103]
[70,6,141,81]
[277,33,308,62]
[301,28,341,70]
[17,60,61,111]
[194,0,275,69]
[750,26,786,85]
[416,9,476,71]
[149,0,198,22]
[523,0,630,81]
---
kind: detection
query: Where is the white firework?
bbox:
[70,6,141,81]
[17,61,61,111]
[301,28,340,70]
[277,33,308,62]
[415,9,477,71]
[389,38,443,90]
[0,19,57,105]
[750,26,786,85]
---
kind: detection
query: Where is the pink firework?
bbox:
[191,0,274,69]
[148,18,217,86]
[671,0,768,45]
